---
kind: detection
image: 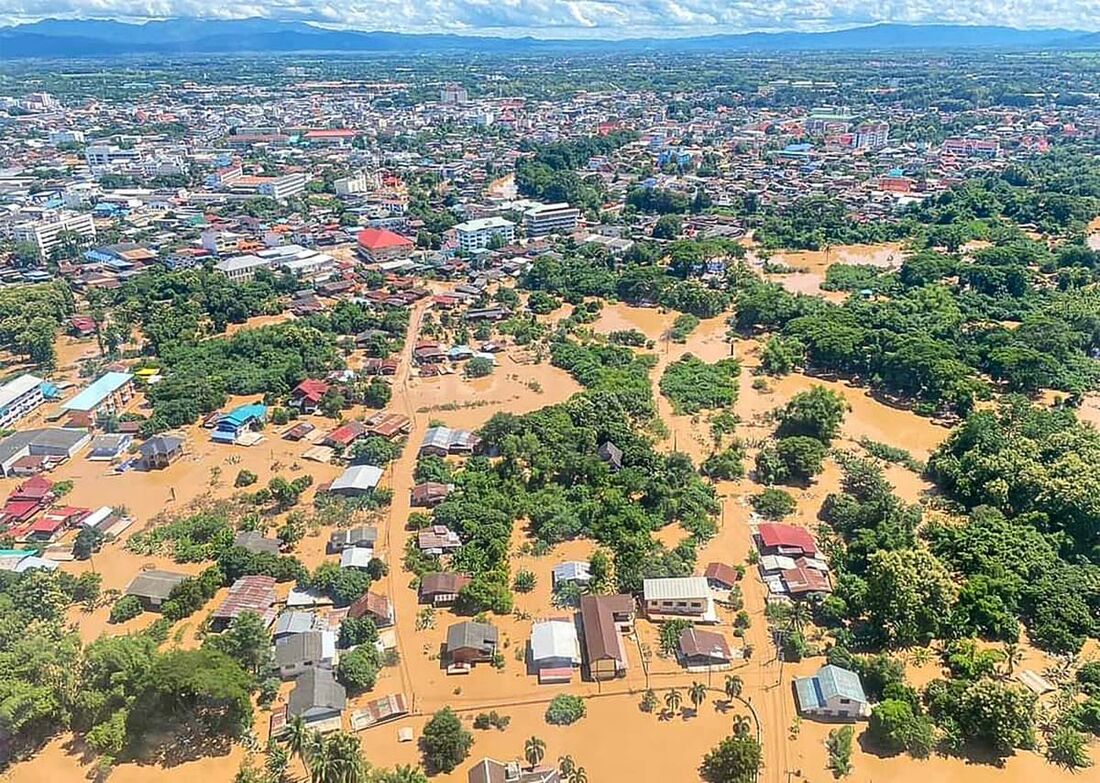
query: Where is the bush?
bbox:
[336,646,380,693]
[751,488,797,519]
[701,442,746,480]
[513,569,537,593]
[109,594,143,624]
[235,470,258,488]
[466,357,494,378]
[421,707,473,773]
[545,694,586,725]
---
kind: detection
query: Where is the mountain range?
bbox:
[2,18,1100,59]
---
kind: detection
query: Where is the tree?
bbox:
[569,767,589,783]
[731,715,752,738]
[652,214,682,239]
[204,611,274,677]
[513,569,537,593]
[689,682,708,714]
[827,725,855,777]
[525,736,546,768]
[545,694,586,725]
[1002,642,1023,677]
[865,548,958,647]
[558,755,576,778]
[756,436,828,484]
[336,647,380,693]
[776,385,848,443]
[724,675,743,702]
[73,526,105,559]
[750,487,796,519]
[235,469,258,488]
[320,389,346,419]
[1047,724,1092,769]
[466,357,494,378]
[285,715,310,762]
[665,688,683,716]
[868,699,933,757]
[338,616,379,649]
[421,707,473,773]
[699,734,762,783]
[641,689,658,712]
[108,594,143,624]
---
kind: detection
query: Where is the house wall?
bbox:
[589,657,622,681]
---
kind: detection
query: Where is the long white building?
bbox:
[524,202,580,238]
[259,172,309,201]
[13,211,96,258]
[0,374,45,429]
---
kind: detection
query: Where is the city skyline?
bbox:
[2,1,1100,38]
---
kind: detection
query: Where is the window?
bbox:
[840,698,850,705]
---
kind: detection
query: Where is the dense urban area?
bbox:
[0,41,1099,783]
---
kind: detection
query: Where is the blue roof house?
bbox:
[794,664,870,720]
[213,403,268,443]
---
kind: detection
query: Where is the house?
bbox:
[87,433,132,460]
[468,759,560,783]
[530,619,582,683]
[61,371,134,420]
[410,482,451,507]
[328,465,383,496]
[679,627,735,671]
[551,561,592,588]
[0,373,45,429]
[276,630,337,679]
[283,422,315,441]
[0,428,91,477]
[213,403,267,444]
[138,434,184,469]
[704,562,739,591]
[419,426,480,457]
[579,594,635,681]
[418,572,471,606]
[124,569,189,611]
[366,412,410,441]
[288,666,346,731]
[780,559,832,597]
[275,610,321,643]
[643,577,718,623]
[794,665,871,720]
[340,547,375,570]
[348,591,394,627]
[290,379,330,413]
[323,421,368,449]
[210,575,278,631]
[446,621,499,666]
[418,525,462,555]
[234,530,282,555]
[597,441,623,471]
[357,228,414,263]
[327,526,378,553]
[757,522,819,558]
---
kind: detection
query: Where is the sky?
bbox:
[2,1,1100,38]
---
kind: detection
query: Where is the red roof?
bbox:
[1,499,42,522]
[757,523,817,555]
[357,228,413,251]
[305,129,359,139]
[12,476,53,500]
[781,560,831,595]
[293,379,330,403]
[30,517,64,534]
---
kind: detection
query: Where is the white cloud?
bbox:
[2,0,1099,37]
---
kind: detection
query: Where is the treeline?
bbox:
[515,131,637,212]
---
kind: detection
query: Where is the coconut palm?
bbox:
[388,765,428,783]
[570,766,589,783]
[1003,642,1024,677]
[306,734,333,783]
[525,736,546,769]
[285,715,310,762]
[788,601,811,633]
[689,681,707,714]
[558,755,576,777]
[724,674,743,702]
[665,688,683,715]
[265,741,290,782]
[732,714,753,738]
[909,646,932,667]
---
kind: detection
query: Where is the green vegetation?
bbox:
[420,707,473,774]
[751,488,797,519]
[545,694,586,725]
[699,734,762,783]
[659,354,740,414]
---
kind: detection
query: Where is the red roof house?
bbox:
[757,523,818,557]
[291,379,330,413]
[357,228,414,262]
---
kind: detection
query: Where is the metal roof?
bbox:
[530,619,580,663]
[62,372,133,412]
[642,576,710,601]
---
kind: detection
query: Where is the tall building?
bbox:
[85,144,142,169]
[854,122,889,150]
[454,217,516,252]
[13,211,96,258]
[440,83,469,105]
[524,203,580,238]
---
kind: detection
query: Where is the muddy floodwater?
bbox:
[752,242,906,300]
[8,289,1097,783]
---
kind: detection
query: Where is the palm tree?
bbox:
[285,716,310,763]
[788,601,811,633]
[689,681,707,714]
[1003,642,1023,677]
[665,688,683,715]
[558,755,576,778]
[388,765,428,783]
[909,646,932,667]
[265,741,290,782]
[570,766,588,783]
[732,714,753,738]
[307,734,333,783]
[724,674,743,702]
[525,736,546,769]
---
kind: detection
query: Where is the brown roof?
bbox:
[781,559,831,595]
[212,575,278,622]
[704,561,738,588]
[679,627,732,661]
[419,571,471,598]
[579,594,633,664]
[348,591,392,621]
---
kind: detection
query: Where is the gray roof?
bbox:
[275,611,317,638]
[139,434,183,458]
[329,526,378,547]
[125,569,188,601]
[795,665,868,711]
[288,667,346,719]
[446,621,498,653]
[276,630,327,668]
[0,428,89,465]
[234,530,281,554]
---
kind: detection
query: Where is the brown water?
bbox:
[754,242,905,300]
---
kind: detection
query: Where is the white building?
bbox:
[334,171,379,196]
[49,130,85,146]
[85,144,143,169]
[440,83,469,105]
[524,202,580,238]
[259,172,308,201]
[214,254,272,283]
[642,576,718,623]
[13,211,96,258]
[454,216,515,252]
[201,228,243,255]
[0,374,45,429]
[854,122,889,150]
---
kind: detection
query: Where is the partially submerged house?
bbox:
[138,434,184,470]
[679,627,735,671]
[530,619,582,683]
[210,575,278,630]
[794,664,870,720]
[642,576,718,623]
[87,433,132,460]
[596,441,623,471]
[234,529,282,555]
[551,561,592,588]
[276,630,337,679]
[579,594,634,681]
[348,591,394,627]
[212,403,267,444]
[290,379,330,413]
[468,759,560,783]
[418,525,462,555]
[419,426,480,457]
[446,621,499,668]
[410,481,451,507]
[0,428,91,477]
[125,569,189,611]
[288,666,346,732]
[327,526,378,553]
[418,571,471,606]
[328,464,383,496]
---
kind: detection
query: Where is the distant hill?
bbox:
[0,18,1096,59]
